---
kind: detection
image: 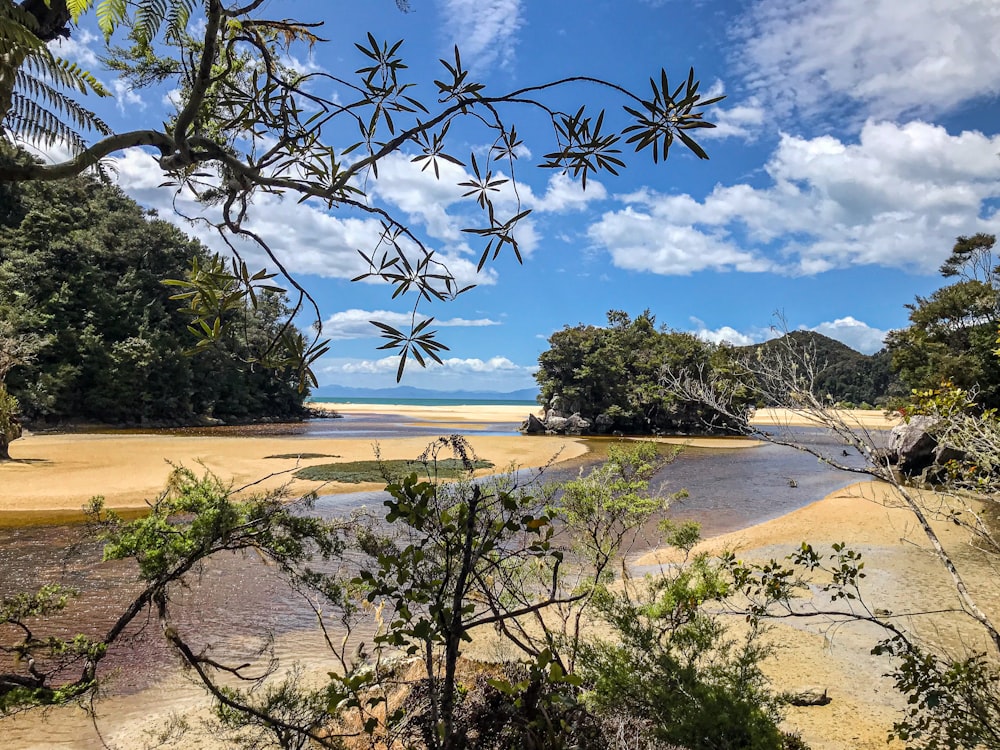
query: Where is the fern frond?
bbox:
[66,0,99,23]
[134,0,169,46]
[165,0,197,41]
[96,0,129,40]
[13,69,111,135]
[7,93,90,154]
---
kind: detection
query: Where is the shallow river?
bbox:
[0,419,873,748]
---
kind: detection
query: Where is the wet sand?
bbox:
[0,403,583,522]
[5,404,986,750]
[640,480,1000,750]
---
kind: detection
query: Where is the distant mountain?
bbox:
[740,331,895,406]
[311,384,540,401]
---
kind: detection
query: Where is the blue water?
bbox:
[310,397,537,406]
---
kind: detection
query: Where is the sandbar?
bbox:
[0,403,583,522]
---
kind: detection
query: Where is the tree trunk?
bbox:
[0,435,10,461]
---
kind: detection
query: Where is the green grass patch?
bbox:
[294,458,494,483]
[265,453,340,460]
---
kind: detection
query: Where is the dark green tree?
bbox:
[535,310,745,434]
[0,145,306,424]
[887,235,1000,408]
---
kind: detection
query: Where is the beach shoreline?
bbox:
[0,403,987,749]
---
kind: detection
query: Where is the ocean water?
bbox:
[310,397,537,406]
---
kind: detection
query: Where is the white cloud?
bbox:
[530,173,608,212]
[52,29,100,67]
[320,354,536,390]
[111,150,497,289]
[690,318,771,347]
[697,80,765,141]
[702,100,766,141]
[323,309,500,340]
[689,316,888,354]
[111,79,146,114]
[735,0,1000,121]
[438,0,524,71]
[593,120,1000,276]
[807,317,888,354]
[588,207,772,275]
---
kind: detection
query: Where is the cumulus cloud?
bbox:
[701,100,767,141]
[530,173,608,212]
[735,0,1000,121]
[52,29,100,67]
[690,316,888,354]
[323,309,500,340]
[689,318,772,347]
[438,0,525,72]
[696,81,766,141]
[807,317,889,354]
[589,208,772,275]
[320,354,536,390]
[111,150,497,289]
[592,120,1000,276]
[111,79,146,114]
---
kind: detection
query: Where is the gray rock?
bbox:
[521,413,547,434]
[889,416,939,475]
[564,413,591,435]
[544,416,569,433]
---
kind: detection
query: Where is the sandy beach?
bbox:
[0,403,581,523]
[639,480,1000,749]
[3,404,986,750]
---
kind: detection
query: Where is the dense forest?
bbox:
[742,331,897,407]
[0,148,307,425]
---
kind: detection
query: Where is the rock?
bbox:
[594,412,614,433]
[889,416,938,475]
[563,413,591,435]
[786,687,831,706]
[934,443,966,466]
[544,416,569,433]
[521,413,547,434]
[546,395,569,419]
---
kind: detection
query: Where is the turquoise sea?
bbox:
[309,397,537,407]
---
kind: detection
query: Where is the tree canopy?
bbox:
[0,145,306,425]
[535,310,747,434]
[887,234,1000,408]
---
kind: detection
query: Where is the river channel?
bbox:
[0,418,874,749]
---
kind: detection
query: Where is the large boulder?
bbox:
[521,411,593,435]
[563,413,591,435]
[889,416,938,476]
[521,413,547,434]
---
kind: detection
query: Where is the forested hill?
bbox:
[0,148,306,426]
[741,331,896,406]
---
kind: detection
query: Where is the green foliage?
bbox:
[294,457,494,483]
[535,310,747,434]
[888,235,1000,409]
[0,382,20,458]
[0,0,111,156]
[745,331,896,406]
[873,637,1000,750]
[95,470,333,582]
[0,145,307,424]
[580,548,788,750]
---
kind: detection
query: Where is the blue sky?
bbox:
[40,0,1000,392]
